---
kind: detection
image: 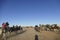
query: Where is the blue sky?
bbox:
[0,0,60,26]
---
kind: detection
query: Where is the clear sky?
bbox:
[0,0,60,26]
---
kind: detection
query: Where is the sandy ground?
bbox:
[0,28,60,40]
[0,29,2,40]
[0,29,2,34]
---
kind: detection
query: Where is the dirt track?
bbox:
[0,28,60,40]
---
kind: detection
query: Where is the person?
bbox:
[2,23,7,40]
[2,23,6,30]
[5,22,10,32]
[2,22,6,33]
[6,22,9,27]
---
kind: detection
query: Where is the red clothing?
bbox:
[2,23,6,29]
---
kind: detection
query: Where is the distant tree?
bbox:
[0,27,1,29]
[41,24,45,27]
[26,26,29,28]
[53,24,57,27]
[39,24,41,27]
[30,26,33,28]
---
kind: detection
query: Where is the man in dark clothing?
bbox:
[6,22,9,26]
[5,22,10,32]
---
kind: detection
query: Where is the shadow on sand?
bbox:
[35,34,38,40]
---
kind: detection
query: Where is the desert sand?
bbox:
[0,28,60,40]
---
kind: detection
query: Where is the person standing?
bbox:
[2,23,6,33]
[5,22,9,31]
